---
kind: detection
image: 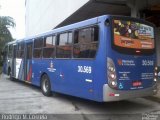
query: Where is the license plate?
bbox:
[132,81,142,87]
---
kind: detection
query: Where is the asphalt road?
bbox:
[0,74,160,120]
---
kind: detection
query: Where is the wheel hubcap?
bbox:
[43,78,49,93]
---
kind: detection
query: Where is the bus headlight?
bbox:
[107,57,117,89]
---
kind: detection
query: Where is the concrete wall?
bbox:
[156,28,160,66]
[25,0,89,37]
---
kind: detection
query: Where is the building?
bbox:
[25,0,160,64]
[25,0,90,36]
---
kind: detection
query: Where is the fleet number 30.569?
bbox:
[78,66,92,74]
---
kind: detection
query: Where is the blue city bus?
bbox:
[2,15,158,102]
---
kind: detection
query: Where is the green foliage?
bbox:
[0,16,16,66]
[0,16,16,42]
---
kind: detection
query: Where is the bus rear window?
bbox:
[113,19,154,50]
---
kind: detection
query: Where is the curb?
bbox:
[144,96,160,103]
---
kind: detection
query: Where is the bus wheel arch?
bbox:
[40,73,52,96]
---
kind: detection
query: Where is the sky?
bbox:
[0,0,25,39]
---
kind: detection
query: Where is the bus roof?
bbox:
[22,15,109,42]
[10,14,155,44]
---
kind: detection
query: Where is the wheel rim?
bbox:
[43,77,49,93]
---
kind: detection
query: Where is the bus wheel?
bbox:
[9,71,14,81]
[8,68,11,76]
[41,74,52,96]
[8,68,13,81]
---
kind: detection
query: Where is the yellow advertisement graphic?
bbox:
[113,20,154,49]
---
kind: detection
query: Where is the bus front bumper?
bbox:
[103,84,157,102]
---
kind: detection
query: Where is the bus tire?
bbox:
[9,72,14,81]
[8,68,13,81]
[8,68,11,76]
[41,74,52,97]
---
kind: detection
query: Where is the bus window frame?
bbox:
[29,25,99,60]
[110,16,156,55]
[26,42,33,60]
[72,25,99,60]
[33,37,44,59]
[42,35,56,59]
[16,42,25,59]
[8,44,13,58]
[55,31,73,59]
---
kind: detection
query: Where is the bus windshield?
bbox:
[113,19,154,50]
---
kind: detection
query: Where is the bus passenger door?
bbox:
[2,46,8,74]
[24,42,33,82]
[12,44,16,78]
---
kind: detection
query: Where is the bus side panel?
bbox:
[37,59,95,101]
[54,60,94,100]
[32,59,55,87]
[32,59,43,86]
[92,21,107,102]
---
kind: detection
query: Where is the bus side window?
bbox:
[73,26,99,58]
[13,45,17,58]
[16,42,24,58]
[33,38,43,58]
[43,36,55,58]
[27,44,33,59]
[56,32,72,58]
[16,44,19,58]
[8,45,13,58]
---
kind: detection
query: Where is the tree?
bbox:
[0,16,16,43]
[0,16,16,65]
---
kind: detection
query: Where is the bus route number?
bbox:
[78,66,92,74]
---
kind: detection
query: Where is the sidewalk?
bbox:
[154,81,160,98]
[146,81,160,103]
